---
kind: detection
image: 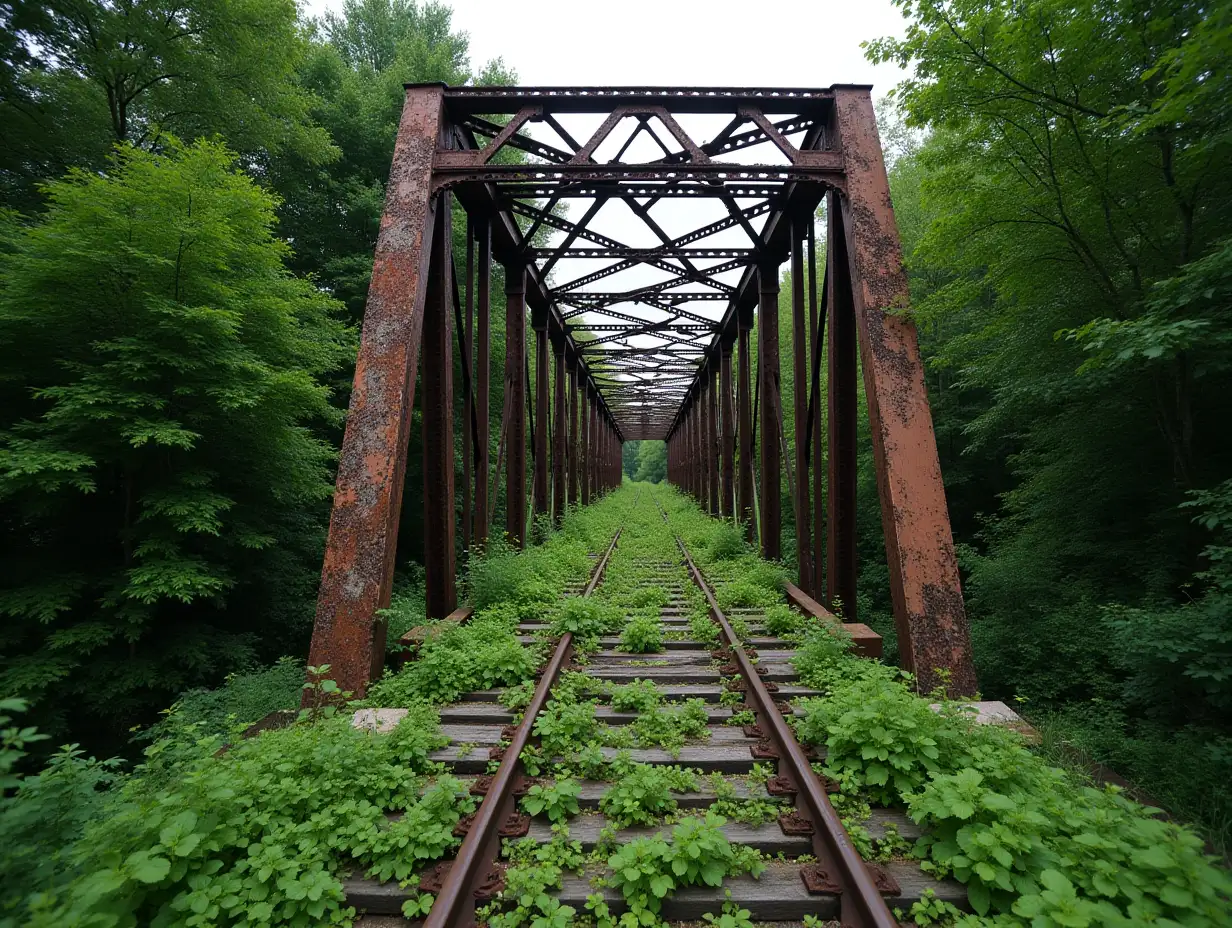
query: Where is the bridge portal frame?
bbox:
[305,82,976,708]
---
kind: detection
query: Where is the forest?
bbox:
[1,0,1230,860]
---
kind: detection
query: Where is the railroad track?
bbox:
[346,494,967,927]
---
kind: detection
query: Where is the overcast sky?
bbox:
[304,0,911,93]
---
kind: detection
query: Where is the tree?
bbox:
[274,0,515,322]
[866,0,1232,835]
[0,140,354,746]
[1,0,333,212]
[633,441,667,484]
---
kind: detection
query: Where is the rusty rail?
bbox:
[656,502,898,928]
[425,502,633,928]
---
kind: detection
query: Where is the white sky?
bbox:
[303,0,914,433]
[304,0,910,92]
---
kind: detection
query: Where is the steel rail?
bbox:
[654,501,898,928]
[425,498,636,928]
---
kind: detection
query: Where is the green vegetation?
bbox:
[862,0,1232,845]
[0,488,633,928]
[619,613,664,653]
[621,440,667,484]
[520,778,581,825]
[0,0,513,754]
[0,141,353,748]
[784,615,1232,924]
[601,813,765,927]
[651,483,1232,925]
[144,657,305,744]
[599,762,700,827]
[4,0,1232,917]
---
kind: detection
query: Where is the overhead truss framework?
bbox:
[307,83,977,714]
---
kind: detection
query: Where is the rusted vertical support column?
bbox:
[688,403,698,500]
[720,344,735,519]
[597,415,605,494]
[706,360,720,516]
[588,391,598,500]
[422,194,458,619]
[737,314,755,543]
[475,217,491,547]
[568,354,579,510]
[580,381,590,505]
[758,264,781,561]
[505,265,527,548]
[694,402,703,501]
[307,85,444,697]
[833,87,976,695]
[809,221,824,600]
[790,218,812,592]
[696,386,707,505]
[553,338,566,523]
[594,414,601,496]
[826,194,858,621]
[462,219,473,551]
[533,322,549,525]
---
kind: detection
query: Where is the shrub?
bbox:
[621,614,664,653]
[599,762,698,826]
[610,679,662,712]
[143,657,304,743]
[520,778,582,824]
[549,598,619,639]
[762,604,803,637]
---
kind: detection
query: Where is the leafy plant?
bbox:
[605,813,765,923]
[630,699,710,753]
[762,604,803,637]
[534,701,601,758]
[703,898,756,928]
[599,762,698,826]
[550,598,619,639]
[610,679,662,713]
[521,778,582,825]
[898,888,964,926]
[620,614,664,653]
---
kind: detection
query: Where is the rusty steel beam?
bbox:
[790,217,812,593]
[553,339,567,523]
[462,220,473,550]
[720,344,735,518]
[827,194,858,623]
[306,85,445,699]
[506,266,528,548]
[758,264,781,561]
[833,87,976,696]
[568,352,579,511]
[423,195,458,618]
[737,316,755,542]
[809,222,825,601]
[442,84,836,113]
[706,361,720,515]
[534,324,550,523]
[475,218,491,547]
[580,380,590,505]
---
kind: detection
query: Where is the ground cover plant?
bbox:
[649,483,1232,926]
[0,488,636,928]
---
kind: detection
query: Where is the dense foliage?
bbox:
[863,0,1232,844]
[0,141,353,745]
[622,440,667,484]
[0,484,632,928]
[0,0,515,750]
[656,484,1232,926]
